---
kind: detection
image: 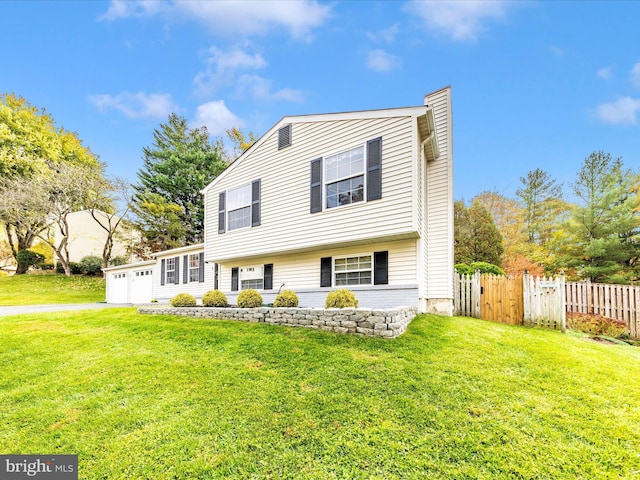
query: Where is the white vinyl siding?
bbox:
[216,239,416,292]
[424,87,454,301]
[154,247,212,301]
[204,113,418,263]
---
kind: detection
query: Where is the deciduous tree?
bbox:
[455,200,504,266]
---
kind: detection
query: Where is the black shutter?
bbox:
[199,253,205,283]
[214,263,219,290]
[218,192,226,234]
[160,259,165,286]
[374,251,388,285]
[263,264,273,290]
[251,179,261,227]
[310,158,322,213]
[183,255,188,284]
[367,137,382,201]
[174,256,180,285]
[231,267,239,292]
[278,124,291,149]
[320,257,332,287]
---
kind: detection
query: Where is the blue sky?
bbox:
[2,0,639,201]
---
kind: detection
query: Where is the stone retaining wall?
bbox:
[138,306,417,338]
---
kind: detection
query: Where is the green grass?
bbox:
[1,310,639,479]
[0,273,105,305]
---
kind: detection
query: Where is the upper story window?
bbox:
[165,257,176,284]
[188,254,200,282]
[227,183,252,231]
[218,179,261,234]
[325,146,364,209]
[310,137,381,214]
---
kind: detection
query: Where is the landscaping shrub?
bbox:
[202,290,228,307]
[56,262,82,275]
[170,293,197,307]
[16,249,45,270]
[273,289,299,308]
[455,262,505,276]
[325,289,359,308]
[79,256,103,276]
[237,289,263,308]
[109,255,129,267]
[567,312,629,338]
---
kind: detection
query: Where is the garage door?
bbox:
[107,272,129,303]
[130,268,153,304]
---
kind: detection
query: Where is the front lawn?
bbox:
[0,310,638,478]
[0,273,105,305]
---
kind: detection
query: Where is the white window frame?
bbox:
[227,183,252,231]
[165,258,176,285]
[333,253,373,286]
[324,144,366,210]
[240,266,264,290]
[189,254,200,283]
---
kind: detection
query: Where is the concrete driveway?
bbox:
[0,303,134,316]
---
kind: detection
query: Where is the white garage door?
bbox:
[107,272,129,303]
[130,268,154,304]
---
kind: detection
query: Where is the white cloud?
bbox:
[597,66,613,80]
[404,0,512,42]
[594,96,640,125]
[630,62,640,88]
[99,0,332,40]
[98,0,165,21]
[194,46,267,96]
[88,92,178,119]
[367,49,401,72]
[367,24,400,44]
[193,100,244,136]
[237,75,304,102]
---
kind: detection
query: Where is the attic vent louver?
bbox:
[278,124,292,150]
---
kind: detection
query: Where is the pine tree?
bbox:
[132,113,227,252]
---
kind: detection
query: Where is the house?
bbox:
[52,209,134,263]
[103,244,210,304]
[202,86,453,314]
[105,86,454,314]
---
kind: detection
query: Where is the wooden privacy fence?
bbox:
[454,272,566,332]
[566,282,640,338]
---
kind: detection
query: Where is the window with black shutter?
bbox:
[199,253,205,283]
[367,137,382,201]
[320,257,332,287]
[251,179,261,227]
[218,192,226,234]
[231,267,239,291]
[183,255,189,284]
[310,158,322,213]
[374,251,388,285]
[214,263,219,290]
[160,259,166,286]
[263,264,273,290]
[174,256,180,285]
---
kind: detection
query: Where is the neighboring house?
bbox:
[105,86,454,313]
[104,244,210,303]
[52,209,134,264]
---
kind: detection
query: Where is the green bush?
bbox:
[455,262,505,276]
[202,290,228,307]
[273,289,299,308]
[16,249,45,270]
[325,289,359,308]
[567,313,629,338]
[79,255,103,276]
[109,255,129,267]
[55,262,82,275]
[237,289,263,308]
[170,293,197,307]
